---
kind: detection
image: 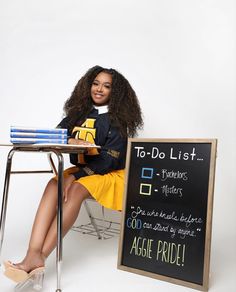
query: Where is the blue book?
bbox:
[10,126,68,135]
[10,132,68,139]
[10,138,68,144]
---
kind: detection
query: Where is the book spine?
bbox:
[10,132,68,139]
[10,126,68,134]
[10,138,68,144]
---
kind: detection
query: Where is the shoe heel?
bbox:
[33,271,44,291]
[14,277,34,291]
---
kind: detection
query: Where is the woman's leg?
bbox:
[13,178,58,271]
[13,179,90,272]
[42,182,90,257]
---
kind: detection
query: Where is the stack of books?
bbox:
[10,126,68,144]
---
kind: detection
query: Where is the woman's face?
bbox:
[91,72,112,106]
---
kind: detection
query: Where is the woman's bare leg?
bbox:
[13,178,58,271]
[42,182,90,257]
[13,179,89,272]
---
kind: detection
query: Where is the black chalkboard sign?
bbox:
[118,139,217,291]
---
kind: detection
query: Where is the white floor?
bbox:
[0,210,236,292]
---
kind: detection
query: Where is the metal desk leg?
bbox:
[53,150,64,292]
[0,149,15,262]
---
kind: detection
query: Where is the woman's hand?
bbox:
[63,174,76,203]
[68,138,94,146]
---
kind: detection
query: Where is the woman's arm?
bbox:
[71,126,127,180]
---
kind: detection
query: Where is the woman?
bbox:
[4,65,143,289]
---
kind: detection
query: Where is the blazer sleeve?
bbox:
[56,116,72,141]
[72,126,127,180]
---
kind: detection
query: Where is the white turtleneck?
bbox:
[93,105,109,114]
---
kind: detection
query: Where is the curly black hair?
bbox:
[63,65,143,137]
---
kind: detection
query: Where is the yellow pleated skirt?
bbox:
[60,166,125,211]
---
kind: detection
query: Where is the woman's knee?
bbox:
[42,178,57,198]
[46,178,57,189]
[67,183,90,202]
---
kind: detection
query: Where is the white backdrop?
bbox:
[0,0,235,291]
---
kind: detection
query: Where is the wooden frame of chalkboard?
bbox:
[118,138,217,291]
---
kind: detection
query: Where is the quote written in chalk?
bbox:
[127,206,203,267]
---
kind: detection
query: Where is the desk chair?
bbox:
[72,198,120,239]
[48,154,120,240]
[0,152,117,242]
[0,147,120,292]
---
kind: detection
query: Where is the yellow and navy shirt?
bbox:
[57,107,127,180]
